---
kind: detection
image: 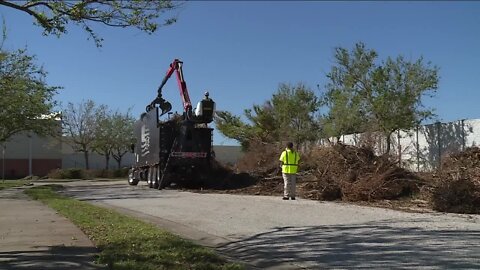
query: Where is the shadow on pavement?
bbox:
[0,246,102,270]
[218,219,480,269]
[61,184,177,201]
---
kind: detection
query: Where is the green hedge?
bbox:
[47,168,129,179]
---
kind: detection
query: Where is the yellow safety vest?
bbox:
[279,149,300,174]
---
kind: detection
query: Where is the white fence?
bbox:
[317,119,480,172]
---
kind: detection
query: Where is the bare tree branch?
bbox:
[0,0,178,46]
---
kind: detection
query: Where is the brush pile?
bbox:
[431,147,480,214]
[229,142,421,201]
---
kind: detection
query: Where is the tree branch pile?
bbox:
[225,141,421,201]
[431,147,480,214]
[299,143,420,201]
[198,144,480,215]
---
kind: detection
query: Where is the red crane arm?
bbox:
[157,59,192,113]
[171,59,192,113]
[147,58,215,123]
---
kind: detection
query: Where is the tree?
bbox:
[0,47,60,143]
[63,100,107,169]
[369,56,438,154]
[322,42,439,153]
[271,83,320,145]
[0,0,178,46]
[110,110,135,169]
[216,83,321,149]
[92,109,134,170]
[92,107,113,170]
[321,44,375,139]
[320,87,366,141]
[215,110,254,149]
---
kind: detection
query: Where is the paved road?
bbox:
[62,180,480,269]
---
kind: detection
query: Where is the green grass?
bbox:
[25,185,243,270]
[0,180,31,190]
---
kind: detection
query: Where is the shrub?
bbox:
[47,168,91,179]
[113,167,129,178]
[66,168,84,179]
[89,168,129,178]
[89,169,114,178]
[47,168,129,179]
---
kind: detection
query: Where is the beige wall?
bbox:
[61,142,134,169]
[62,144,243,169]
[2,132,61,159]
[1,131,62,178]
[2,131,243,173]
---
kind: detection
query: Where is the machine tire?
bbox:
[147,168,154,188]
[148,179,154,188]
[128,169,139,186]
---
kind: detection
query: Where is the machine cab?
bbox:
[194,92,215,123]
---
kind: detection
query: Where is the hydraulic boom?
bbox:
[146,59,193,118]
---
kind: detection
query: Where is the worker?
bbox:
[279,142,300,200]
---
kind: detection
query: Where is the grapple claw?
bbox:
[159,99,172,116]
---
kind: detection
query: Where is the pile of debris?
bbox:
[181,159,258,191]
[196,142,480,214]
[440,147,480,170]
[220,140,284,196]
[431,147,480,214]
[300,143,420,201]
[225,142,421,201]
[236,140,282,176]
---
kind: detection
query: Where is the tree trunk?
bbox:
[84,150,90,170]
[105,154,110,170]
[117,156,122,169]
[385,132,392,155]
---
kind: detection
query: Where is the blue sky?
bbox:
[1,1,479,145]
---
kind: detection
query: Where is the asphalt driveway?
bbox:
[62,180,480,269]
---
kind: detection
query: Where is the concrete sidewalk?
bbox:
[0,187,103,270]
